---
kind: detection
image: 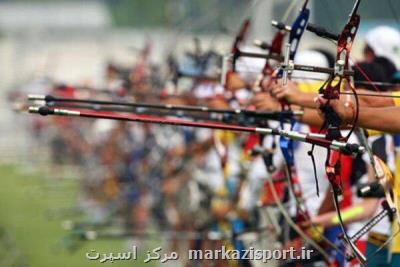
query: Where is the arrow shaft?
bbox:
[29,106,364,154]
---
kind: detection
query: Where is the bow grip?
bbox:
[319,104,343,140]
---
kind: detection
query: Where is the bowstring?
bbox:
[350,58,382,92]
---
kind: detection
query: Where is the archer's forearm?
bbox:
[298,108,324,128]
[357,89,395,108]
[355,107,400,133]
[313,199,380,228]
[291,92,318,109]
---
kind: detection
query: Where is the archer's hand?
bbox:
[270,81,301,104]
[260,76,275,92]
[315,97,354,125]
[251,92,280,111]
[225,71,248,91]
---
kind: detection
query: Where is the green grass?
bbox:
[0,164,156,267]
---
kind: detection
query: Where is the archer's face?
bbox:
[363,45,376,63]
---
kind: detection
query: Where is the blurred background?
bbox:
[0,1,398,267]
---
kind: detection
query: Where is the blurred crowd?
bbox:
[13,21,400,267]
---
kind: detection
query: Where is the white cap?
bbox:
[293,50,330,82]
[235,46,267,83]
[192,83,224,99]
[365,26,400,69]
[234,88,252,103]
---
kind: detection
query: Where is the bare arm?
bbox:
[251,92,324,128]
[269,81,318,108]
[357,89,395,108]
[317,97,400,134]
[269,81,396,109]
[356,107,400,133]
[309,198,380,228]
[298,108,324,128]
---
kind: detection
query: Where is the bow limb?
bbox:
[358,129,400,225]
[374,156,400,226]
[264,162,332,263]
[260,0,299,76]
[274,0,310,178]
[287,0,310,61]
[229,18,251,73]
[331,191,367,265]
[306,0,364,264]
[334,130,399,264]
[282,163,346,260]
[277,0,313,245]
[278,0,311,169]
